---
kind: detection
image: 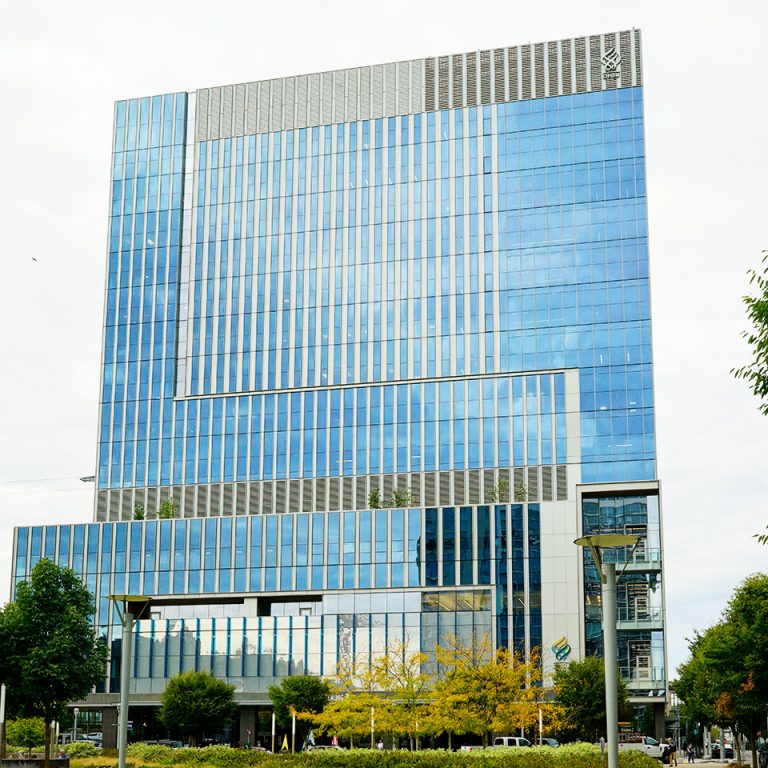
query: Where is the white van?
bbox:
[492,736,533,748]
[618,735,661,756]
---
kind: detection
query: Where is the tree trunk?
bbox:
[43,720,51,768]
[448,731,452,751]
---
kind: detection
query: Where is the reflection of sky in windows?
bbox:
[98,85,654,492]
[15,507,538,689]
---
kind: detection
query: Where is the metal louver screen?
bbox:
[508,47,519,100]
[556,465,568,501]
[451,55,463,108]
[194,32,639,141]
[483,469,495,502]
[561,40,572,93]
[423,473,436,506]
[620,31,632,88]
[547,42,558,95]
[438,56,449,110]
[589,37,602,91]
[466,52,477,107]
[527,466,539,502]
[480,50,491,104]
[521,46,532,99]
[236,486,246,515]
[467,469,480,504]
[541,466,553,501]
[534,43,545,98]
[493,49,506,102]
[209,484,221,515]
[453,472,466,505]
[222,483,234,514]
[261,482,273,513]
[575,38,587,92]
[424,57,435,111]
[302,479,313,512]
[275,480,286,511]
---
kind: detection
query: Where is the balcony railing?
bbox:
[621,665,666,688]
[617,605,664,624]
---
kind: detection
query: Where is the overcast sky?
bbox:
[1,0,766,676]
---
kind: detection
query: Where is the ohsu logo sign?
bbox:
[601,47,621,80]
[551,636,572,661]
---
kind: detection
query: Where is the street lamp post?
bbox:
[109,595,151,768]
[73,707,79,743]
[575,534,640,768]
[1,683,7,760]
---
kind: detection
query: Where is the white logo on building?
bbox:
[601,47,621,81]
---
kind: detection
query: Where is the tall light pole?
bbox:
[0,683,7,760]
[109,595,151,768]
[575,534,640,768]
[73,707,79,743]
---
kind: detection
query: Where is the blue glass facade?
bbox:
[13,504,538,694]
[10,32,665,723]
[98,86,650,493]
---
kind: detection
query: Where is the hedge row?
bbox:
[120,743,659,768]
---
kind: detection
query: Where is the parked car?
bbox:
[492,736,533,748]
[541,738,560,747]
[460,745,485,752]
[305,744,344,751]
[76,736,102,748]
[712,742,734,759]
[141,740,183,749]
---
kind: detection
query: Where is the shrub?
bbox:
[63,741,102,758]
[116,742,659,768]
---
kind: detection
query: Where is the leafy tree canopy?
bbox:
[553,656,630,743]
[268,675,331,729]
[676,574,768,768]
[733,250,768,416]
[6,718,46,757]
[0,559,108,764]
[158,671,236,746]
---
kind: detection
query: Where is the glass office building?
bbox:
[10,29,666,743]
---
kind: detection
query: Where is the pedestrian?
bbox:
[686,742,695,763]
[377,738,384,750]
[670,741,678,767]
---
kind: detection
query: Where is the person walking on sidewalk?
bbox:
[686,742,695,763]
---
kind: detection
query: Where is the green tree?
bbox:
[733,250,768,416]
[553,656,630,743]
[269,675,331,731]
[0,559,108,767]
[157,671,236,746]
[6,718,46,757]
[676,574,768,768]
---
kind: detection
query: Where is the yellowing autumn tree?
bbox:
[371,639,433,749]
[435,634,550,746]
